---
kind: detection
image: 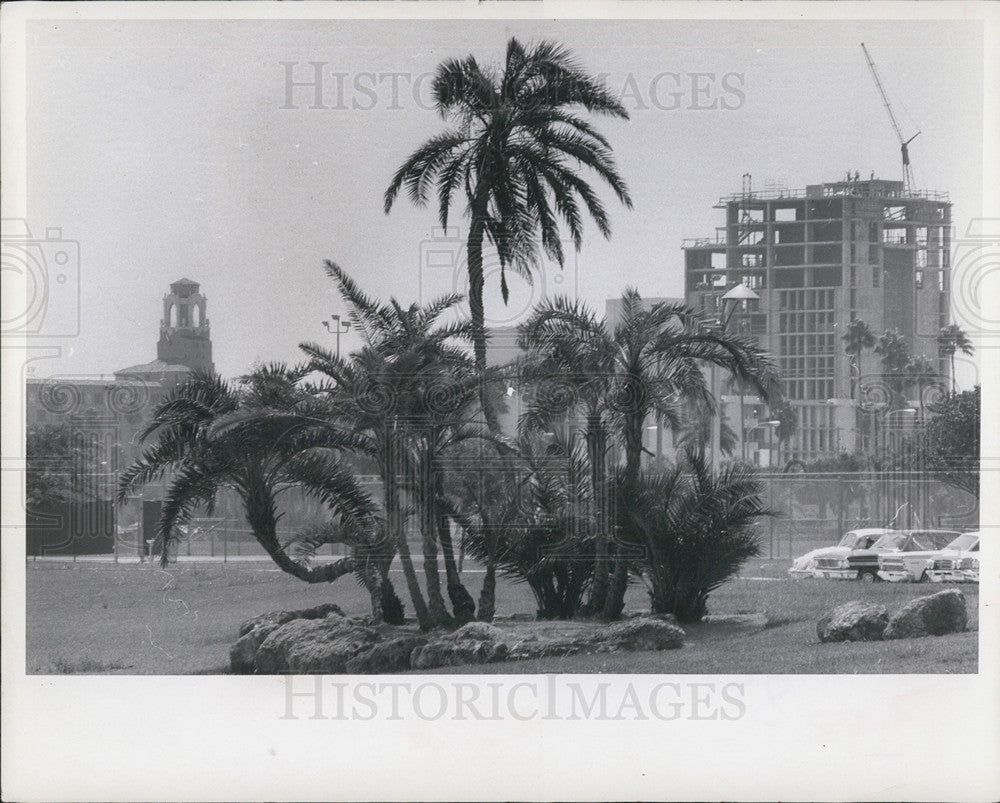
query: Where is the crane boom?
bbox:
[861,42,919,191]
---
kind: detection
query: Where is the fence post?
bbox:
[837,473,845,536]
[768,474,775,559]
[223,532,228,564]
[210,531,215,558]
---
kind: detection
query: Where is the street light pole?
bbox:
[322,314,351,359]
[710,284,761,473]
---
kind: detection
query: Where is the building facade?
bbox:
[26,279,214,539]
[684,177,951,463]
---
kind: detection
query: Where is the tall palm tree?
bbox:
[117,369,379,589]
[841,319,875,401]
[519,289,781,619]
[936,323,974,395]
[384,37,633,411]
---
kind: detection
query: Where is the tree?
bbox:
[117,369,386,603]
[628,452,768,622]
[518,288,780,620]
[297,264,489,627]
[937,323,974,395]
[454,432,596,620]
[677,406,739,459]
[384,37,633,415]
[770,399,798,453]
[875,328,912,407]
[897,385,979,499]
[841,319,875,400]
[904,353,941,418]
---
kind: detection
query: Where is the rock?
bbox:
[345,636,428,674]
[255,614,379,674]
[237,602,345,638]
[884,589,967,640]
[593,617,685,651]
[411,639,508,669]
[817,601,888,643]
[230,619,286,674]
[410,623,509,670]
[452,622,506,642]
[232,602,347,673]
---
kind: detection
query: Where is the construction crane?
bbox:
[861,42,920,191]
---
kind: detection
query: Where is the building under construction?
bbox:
[683,176,952,463]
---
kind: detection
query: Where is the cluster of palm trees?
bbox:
[120,266,779,626]
[119,37,782,628]
[842,319,973,414]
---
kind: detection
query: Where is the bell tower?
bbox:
[157,278,214,374]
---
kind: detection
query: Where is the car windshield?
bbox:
[871,533,906,550]
[838,532,865,547]
[944,533,979,551]
[907,532,961,551]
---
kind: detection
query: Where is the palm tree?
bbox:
[875,328,912,407]
[677,404,739,459]
[117,369,380,590]
[519,289,780,619]
[904,353,940,419]
[937,323,974,395]
[384,37,633,414]
[300,262,487,627]
[628,451,768,622]
[517,296,617,613]
[841,319,875,401]
[452,431,596,620]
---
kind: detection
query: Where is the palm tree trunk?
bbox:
[435,466,476,622]
[602,406,645,621]
[467,206,502,622]
[243,489,358,585]
[585,415,610,614]
[418,440,451,626]
[477,549,497,623]
[383,432,431,629]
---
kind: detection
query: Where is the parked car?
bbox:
[876,530,971,582]
[843,529,961,583]
[921,531,980,583]
[788,528,895,579]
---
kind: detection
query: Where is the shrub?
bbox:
[628,452,768,622]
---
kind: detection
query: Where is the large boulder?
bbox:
[237,602,345,638]
[592,617,685,651]
[255,614,380,674]
[410,622,509,670]
[231,602,347,673]
[817,601,889,643]
[345,636,428,674]
[231,619,287,674]
[884,589,967,640]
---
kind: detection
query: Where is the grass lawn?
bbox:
[25,559,978,674]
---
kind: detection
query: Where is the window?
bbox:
[915,270,924,289]
[873,266,880,288]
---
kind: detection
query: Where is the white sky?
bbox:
[21,17,985,381]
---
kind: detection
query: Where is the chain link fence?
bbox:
[760,470,978,558]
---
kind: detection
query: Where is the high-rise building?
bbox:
[684,177,951,462]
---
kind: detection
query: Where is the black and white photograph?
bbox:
[2,2,998,800]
